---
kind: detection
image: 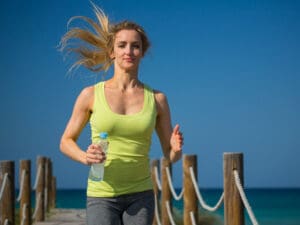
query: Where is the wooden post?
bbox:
[0,161,15,225]
[161,157,172,225]
[151,159,160,225]
[19,160,31,225]
[223,152,244,225]
[35,156,46,221]
[45,158,52,212]
[47,159,53,210]
[50,176,56,208]
[183,155,198,225]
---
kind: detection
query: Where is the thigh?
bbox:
[86,197,122,225]
[122,190,155,225]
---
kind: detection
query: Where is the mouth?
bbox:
[123,58,135,62]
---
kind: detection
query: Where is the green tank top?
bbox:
[87,82,157,197]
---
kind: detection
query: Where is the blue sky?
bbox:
[0,0,299,189]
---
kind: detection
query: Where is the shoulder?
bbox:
[75,85,95,111]
[79,85,94,99]
[154,89,168,103]
[81,81,103,94]
[154,90,170,114]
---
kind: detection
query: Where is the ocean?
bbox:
[54,188,300,225]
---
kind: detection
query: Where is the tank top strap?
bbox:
[143,83,156,111]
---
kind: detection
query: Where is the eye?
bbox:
[132,44,140,49]
[118,44,126,48]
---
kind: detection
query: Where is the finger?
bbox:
[85,153,91,165]
[176,135,184,147]
[88,145,104,155]
[87,148,99,155]
[87,144,97,151]
[89,144,98,149]
[173,124,180,134]
[86,152,97,160]
[88,146,106,157]
[176,132,183,140]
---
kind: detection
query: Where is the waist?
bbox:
[106,154,151,183]
[87,156,152,197]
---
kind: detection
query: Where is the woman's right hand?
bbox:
[86,144,106,165]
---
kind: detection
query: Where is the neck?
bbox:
[107,75,142,93]
[109,66,141,91]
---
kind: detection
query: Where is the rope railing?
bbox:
[234,170,259,225]
[33,164,42,190]
[0,173,8,201]
[165,200,177,225]
[165,167,184,201]
[16,169,26,202]
[152,153,260,225]
[20,203,28,225]
[15,169,29,225]
[189,166,224,212]
[154,166,162,191]
[189,211,197,225]
[32,192,42,220]
[0,157,56,225]
[154,193,162,225]
[1,154,259,225]
[32,157,48,222]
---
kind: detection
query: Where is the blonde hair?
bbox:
[59,3,150,73]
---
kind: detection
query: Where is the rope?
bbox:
[32,192,42,219]
[165,200,177,225]
[16,169,26,202]
[165,167,184,200]
[154,166,162,191]
[33,165,42,190]
[154,193,162,225]
[20,203,27,225]
[233,170,259,225]
[190,211,197,225]
[189,167,224,211]
[0,173,9,201]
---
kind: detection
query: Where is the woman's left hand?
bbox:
[170,124,184,152]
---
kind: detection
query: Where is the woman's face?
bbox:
[111,29,143,72]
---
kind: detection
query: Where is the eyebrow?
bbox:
[116,41,140,45]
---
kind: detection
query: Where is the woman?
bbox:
[59,4,183,225]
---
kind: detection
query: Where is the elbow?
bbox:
[59,138,67,155]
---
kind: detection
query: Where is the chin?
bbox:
[122,65,138,72]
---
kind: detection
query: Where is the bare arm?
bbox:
[60,86,105,165]
[155,91,183,163]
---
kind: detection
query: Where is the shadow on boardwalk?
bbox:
[34,209,86,225]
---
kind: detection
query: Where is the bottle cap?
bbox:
[99,132,108,139]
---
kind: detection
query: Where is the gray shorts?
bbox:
[86,190,154,225]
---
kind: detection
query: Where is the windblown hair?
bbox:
[59,3,150,73]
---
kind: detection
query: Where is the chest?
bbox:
[90,83,157,142]
[104,88,144,115]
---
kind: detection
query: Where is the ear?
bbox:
[110,50,115,60]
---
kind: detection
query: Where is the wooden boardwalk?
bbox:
[34,209,86,225]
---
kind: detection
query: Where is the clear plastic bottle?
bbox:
[88,132,108,181]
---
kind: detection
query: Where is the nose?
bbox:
[125,45,133,55]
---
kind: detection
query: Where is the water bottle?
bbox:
[89,132,108,181]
